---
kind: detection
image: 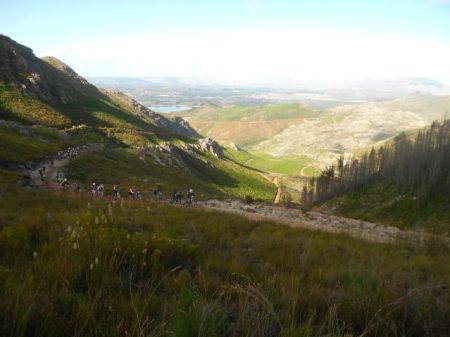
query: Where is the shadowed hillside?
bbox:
[0,35,274,201]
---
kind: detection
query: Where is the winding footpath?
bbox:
[196,199,447,245]
[272,176,282,204]
[27,149,448,246]
[31,158,69,188]
[300,165,319,177]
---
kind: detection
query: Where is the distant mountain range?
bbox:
[88,76,450,109]
[177,95,449,167]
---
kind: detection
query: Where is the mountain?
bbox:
[0,35,97,105]
[0,35,274,200]
[253,102,429,165]
[1,36,449,337]
[385,93,450,122]
[323,78,450,101]
[0,34,197,137]
[179,103,319,147]
[179,101,433,167]
[88,76,450,110]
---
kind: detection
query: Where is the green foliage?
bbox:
[308,121,450,233]
[64,147,274,201]
[0,82,69,126]
[325,183,450,234]
[301,166,321,177]
[59,96,156,130]
[188,103,318,122]
[0,125,65,163]
[225,147,318,177]
[0,180,448,336]
[244,194,254,204]
[171,287,225,337]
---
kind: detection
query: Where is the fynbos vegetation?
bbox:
[302,120,450,207]
[0,180,449,337]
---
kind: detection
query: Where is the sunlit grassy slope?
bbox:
[184,103,318,121]
[224,146,319,177]
[0,123,274,201]
[0,126,65,163]
[178,103,320,148]
[318,183,450,234]
[0,74,274,201]
[65,148,275,201]
[0,175,449,337]
[0,82,70,127]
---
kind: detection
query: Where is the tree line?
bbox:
[301,120,450,206]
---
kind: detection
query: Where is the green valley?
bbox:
[0,28,449,337]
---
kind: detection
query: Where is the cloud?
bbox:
[38,31,450,81]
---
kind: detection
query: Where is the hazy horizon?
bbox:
[2,0,450,83]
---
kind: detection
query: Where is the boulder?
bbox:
[198,137,224,158]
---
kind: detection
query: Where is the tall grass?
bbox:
[0,177,449,336]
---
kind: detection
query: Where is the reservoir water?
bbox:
[148,106,192,113]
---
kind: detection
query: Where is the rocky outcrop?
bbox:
[138,142,216,177]
[197,137,224,158]
[229,142,240,151]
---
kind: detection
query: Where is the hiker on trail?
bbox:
[97,184,104,198]
[113,185,120,199]
[60,178,69,191]
[91,183,97,197]
[74,182,81,193]
[22,170,33,187]
[39,168,48,185]
[187,188,195,206]
[171,190,177,203]
[135,190,142,200]
[128,187,135,199]
[152,188,160,201]
[175,191,182,204]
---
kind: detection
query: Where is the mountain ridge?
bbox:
[0,34,197,137]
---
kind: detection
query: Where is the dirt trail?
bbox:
[257,172,282,204]
[196,199,447,245]
[272,176,282,204]
[26,148,448,246]
[30,143,103,189]
[31,158,69,188]
[300,165,318,177]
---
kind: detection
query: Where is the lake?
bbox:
[148,105,192,113]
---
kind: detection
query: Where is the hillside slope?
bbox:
[0,35,274,201]
[0,34,197,138]
[180,103,318,147]
[181,101,432,168]
[255,102,428,166]
[305,121,450,233]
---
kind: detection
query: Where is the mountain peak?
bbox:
[0,34,96,104]
[41,56,80,78]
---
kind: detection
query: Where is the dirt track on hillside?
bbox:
[26,149,448,246]
[196,199,447,245]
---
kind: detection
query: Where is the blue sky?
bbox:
[1,0,450,81]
